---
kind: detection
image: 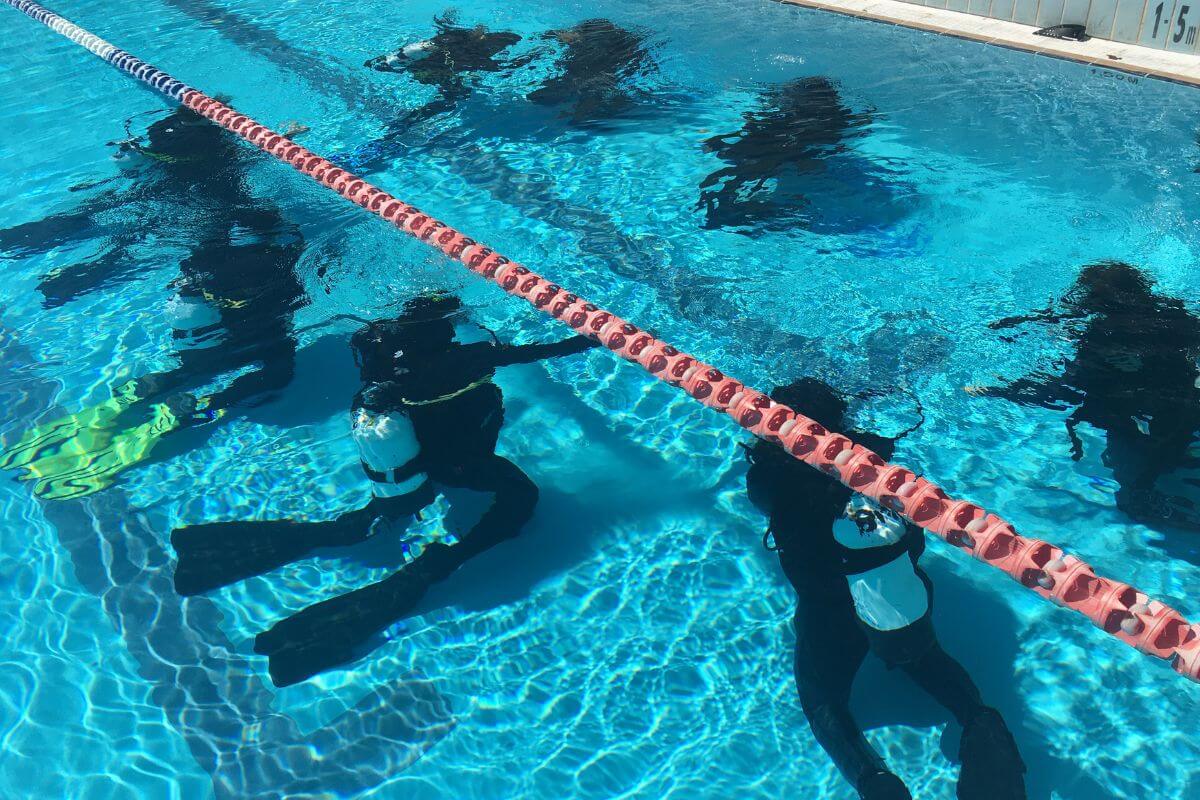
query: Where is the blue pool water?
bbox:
[2,0,1200,797]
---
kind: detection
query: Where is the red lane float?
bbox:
[6,0,1198,683]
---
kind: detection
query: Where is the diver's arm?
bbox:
[964,373,1083,409]
[488,335,599,367]
[0,201,113,257]
[989,305,1087,330]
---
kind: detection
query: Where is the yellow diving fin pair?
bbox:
[0,380,217,500]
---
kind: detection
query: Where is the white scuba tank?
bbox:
[166,292,222,349]
[351,407,426,499]
[832,496,929,631]
[382,40,435,68]
[402,40,436,60]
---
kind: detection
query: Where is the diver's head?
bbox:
[108,137,144,162]
[351,294,463,383]
[135,106,238,171]
[746,377,905,527]
[1073,261,1154,312]
[750,377,898,474]
[355,380,405,414]
[559,19,621,43]
[398,293,462,343]
[769,377,850,434]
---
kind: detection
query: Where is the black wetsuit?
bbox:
[132,208,306,415]
[745,379,1024,800]
[2,106,306,414]
[349,19,524,173]
[0,106,254,308]
[696,77,903,236]
[173,298,596,686]
[364,20,521,102]
[528,19,657,124]
[355,332,598,581]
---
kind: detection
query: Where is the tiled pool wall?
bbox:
[900,0,1200,50]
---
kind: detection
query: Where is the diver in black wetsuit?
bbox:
[969,261,1200,550]
[350,15,524,173]
[365,14,522,101]
[1,105,252,308]
[745,379,1025,800]
[172,293,597,686]
[0,106,309,500]
[133,207,306,416]
[527,19,658,124]
[696,77,896,235]
[81,108,307,423]
[347,16,661,173]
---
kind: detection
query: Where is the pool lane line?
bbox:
[6,0,1198,684]
[774,0,1200,89]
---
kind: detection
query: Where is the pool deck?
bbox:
[778,0,1200,86]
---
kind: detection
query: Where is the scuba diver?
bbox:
[129,205,306,413]
[527,18,659,125]
[347,15,663,172]
[1,105,258,308]
[349,14,525,173]
[0,106,308,499]
[696,77,902,236]
[968,261,1200,550]
[364,14,522,101]
[171,293,597,687]
[745,379,1025,800]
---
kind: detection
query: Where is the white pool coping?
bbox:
[778,0,1200,86]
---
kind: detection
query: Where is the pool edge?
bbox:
[775,0,1200,88]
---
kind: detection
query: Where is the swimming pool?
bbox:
[1,0,1199,797]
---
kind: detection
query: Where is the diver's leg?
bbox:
[253,455,538,687]
[901,632,1028,800]
[128,363,195,404]
[173,488,434,596]
[0,204,108,256]
[1106,421,1200,531]
[122,336,233,411]
[173,517,364,596]
[341,95,459,174]
[204,337,298,411]
[872,574,1025,800]
[898,638,984,724]
[793,603,910,800]
[413,454,539,580]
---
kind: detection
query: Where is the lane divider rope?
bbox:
[6,0,1198,683]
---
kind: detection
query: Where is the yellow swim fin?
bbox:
[1,383,212,500]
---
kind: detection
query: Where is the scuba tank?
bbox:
[832,496,929,631]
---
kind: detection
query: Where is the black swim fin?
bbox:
[253,561,435,687]
[857,769,912,800]
[171,514,373,596]
[957,707,1027,800]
